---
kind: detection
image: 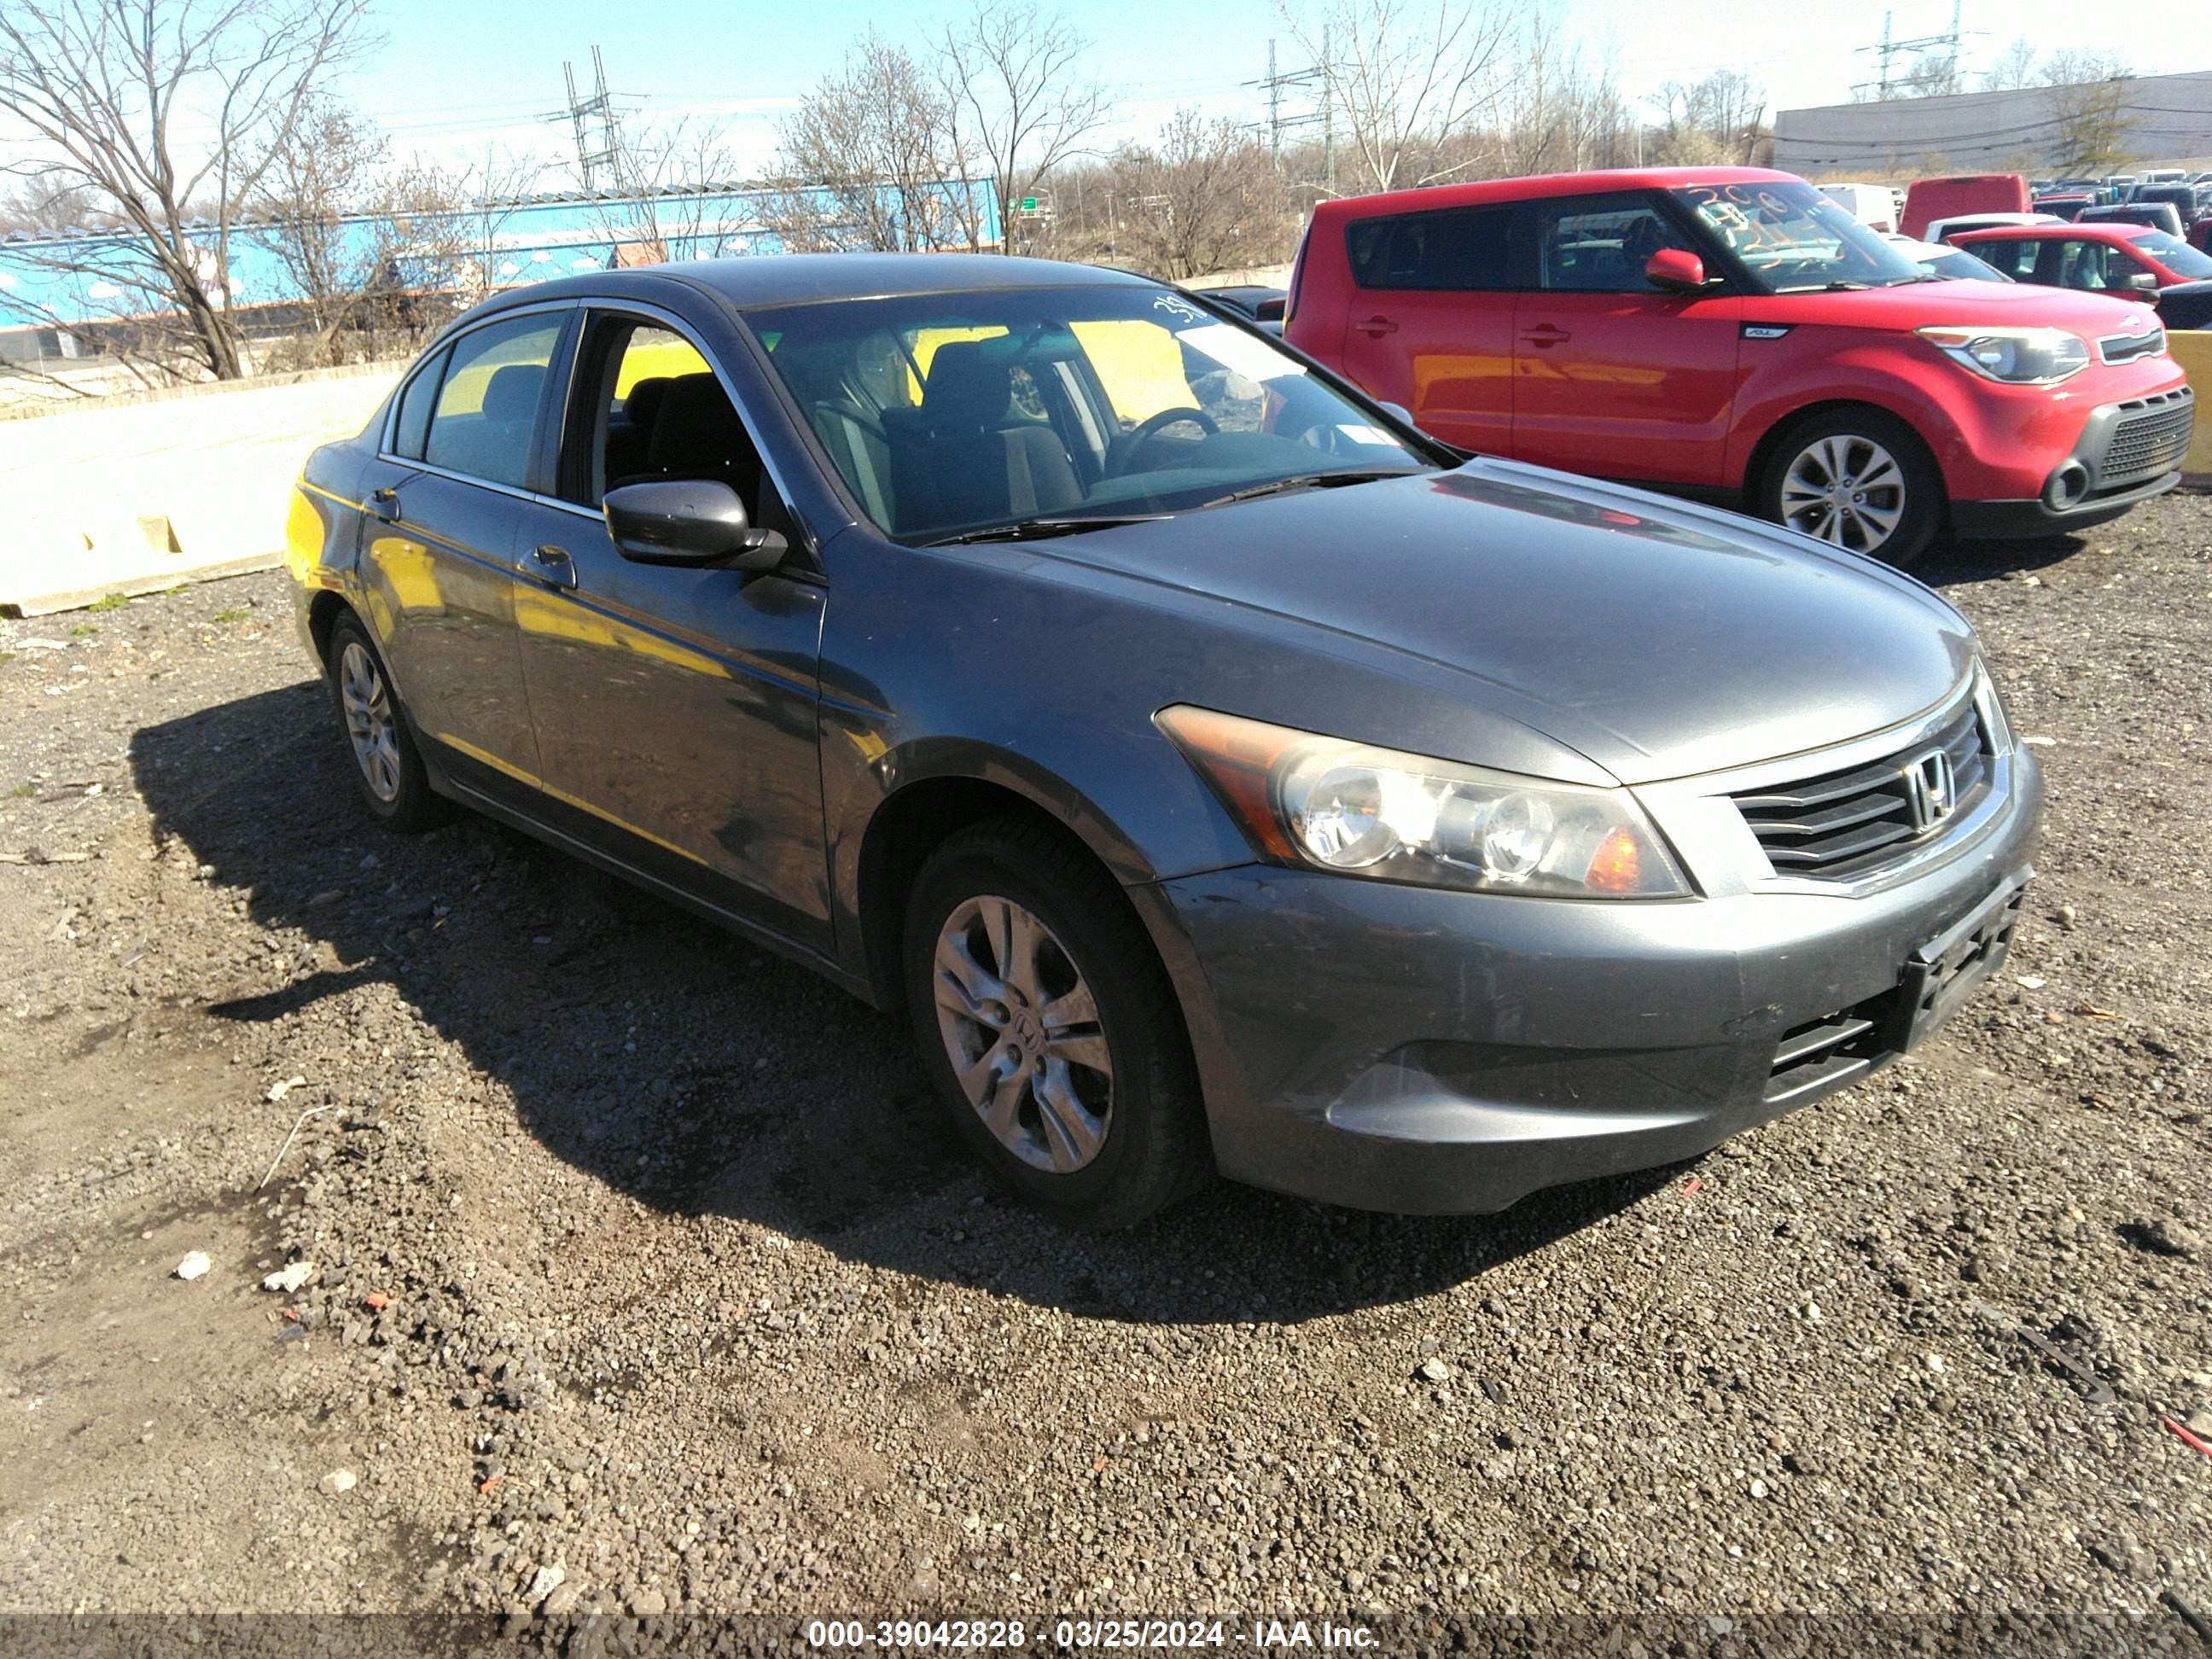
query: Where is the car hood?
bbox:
[1747,277,2163,338]
[1048,458,1976,786]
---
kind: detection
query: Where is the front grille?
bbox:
[1732,701,1989,880]
[2097,326,2166,364]
[2096,387,2195,488]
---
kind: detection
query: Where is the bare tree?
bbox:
[427,147,546,301]
[937,0,1111,253]
[1496,12,1632,177]
[0,0,375,381]
[583,112,751,265]
[1079,109,1290,280]
[252,96,392,364]
[2041,53,2137,176]
[1979,37,2039,94]
[1278,0,1514,193]
[1655,70,1766,164]
[1895,49,1961,99]
[770,33,977,253]
[0,175,105,234]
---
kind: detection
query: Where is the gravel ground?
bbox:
[0,503,2208,1651]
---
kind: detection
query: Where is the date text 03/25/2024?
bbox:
[802,1619,1379,1649]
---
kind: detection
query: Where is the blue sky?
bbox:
[337,0,2131,183]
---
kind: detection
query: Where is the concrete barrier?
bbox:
[0,361,402,616]
[2171,329,2212,487]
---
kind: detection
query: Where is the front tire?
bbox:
[324,614,447,832]
[1760,409,1942,568]
[902,818,1210,1228]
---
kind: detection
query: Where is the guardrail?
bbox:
[0,362,400,617]
[2172,329,2212,486]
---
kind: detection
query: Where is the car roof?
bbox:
[1309,166,1797,220]
[1951,222,2149,242]
[466,253,1160,317]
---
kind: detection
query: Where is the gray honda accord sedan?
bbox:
[286,253,2040,1226]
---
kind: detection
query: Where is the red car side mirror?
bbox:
[1644,247,1708,293]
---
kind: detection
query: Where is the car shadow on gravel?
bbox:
[1914,531,2090,586]
[132,684,1678,1327]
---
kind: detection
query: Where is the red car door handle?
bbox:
[1521,324,1571,346]
[1353,316,1398,335]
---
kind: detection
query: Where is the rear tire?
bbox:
[323,614,448,833]
[1759,408,1943,568]
[902,817,1211,1228]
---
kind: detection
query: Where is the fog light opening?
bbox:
[2043,461,2091,510]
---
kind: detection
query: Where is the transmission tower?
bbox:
[1851,2,1969,102]
[1244,33,1333,185]
[555,45,620,190]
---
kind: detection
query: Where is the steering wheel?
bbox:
[1109,405,1219,476]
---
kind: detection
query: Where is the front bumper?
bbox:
[1952,383,2193,539]
[1147,747,2042,1214]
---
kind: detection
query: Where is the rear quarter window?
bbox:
[1346,207,1515,292]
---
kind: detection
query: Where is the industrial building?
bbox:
[1773,69,2212,176]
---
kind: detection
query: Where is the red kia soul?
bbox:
[1284,167,2194,565]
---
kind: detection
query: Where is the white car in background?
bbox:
[1818,182,1902,232]
[1881,233,2011,283]
[1922,211,2064,243]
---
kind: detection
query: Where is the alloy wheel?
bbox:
[1779,434,1906,554]
[931,894,1113,1174]
[339,641,403,803]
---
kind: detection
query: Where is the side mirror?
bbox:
[1254,297,1286,322]
[1644,247,1708,293]
[2120,269,2160,294]
[1375,400,1414,427]
[602,479,787,573]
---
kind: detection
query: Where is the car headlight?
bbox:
[1155,706,1691,899]
[1917,324,2089,385]
[1971,657,2015,753]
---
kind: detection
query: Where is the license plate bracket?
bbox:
[1895,872,2031,1052]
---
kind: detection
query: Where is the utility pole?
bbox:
[1266,40,1281,160]
[1321,24,1335,190]
[1878,11,1894,99]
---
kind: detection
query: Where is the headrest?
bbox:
[480,363,544,423]
[622,375,673,434]
[922,341,1010,431]
[648,374,748,474]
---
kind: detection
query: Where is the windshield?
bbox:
[1673,181,1928,292]
[2139,232,2212,279]
[745,284,1431,542]
[1926,247,2010,282]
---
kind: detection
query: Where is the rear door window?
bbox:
[421,313,565,490]
[1963,239,2038,280]
[1347,207,1516,291]
[1535,194,1696,292]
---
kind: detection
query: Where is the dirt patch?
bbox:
[0,515,2207,1629]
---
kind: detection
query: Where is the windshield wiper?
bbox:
[1773,279,1871,293]
[922,514,1168,547]
[1200,469,1420,510]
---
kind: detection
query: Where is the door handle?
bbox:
[528,544,578,591]
[370,486,401,523]
[1353,316,1399,335]
[1520,324,1571,346]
